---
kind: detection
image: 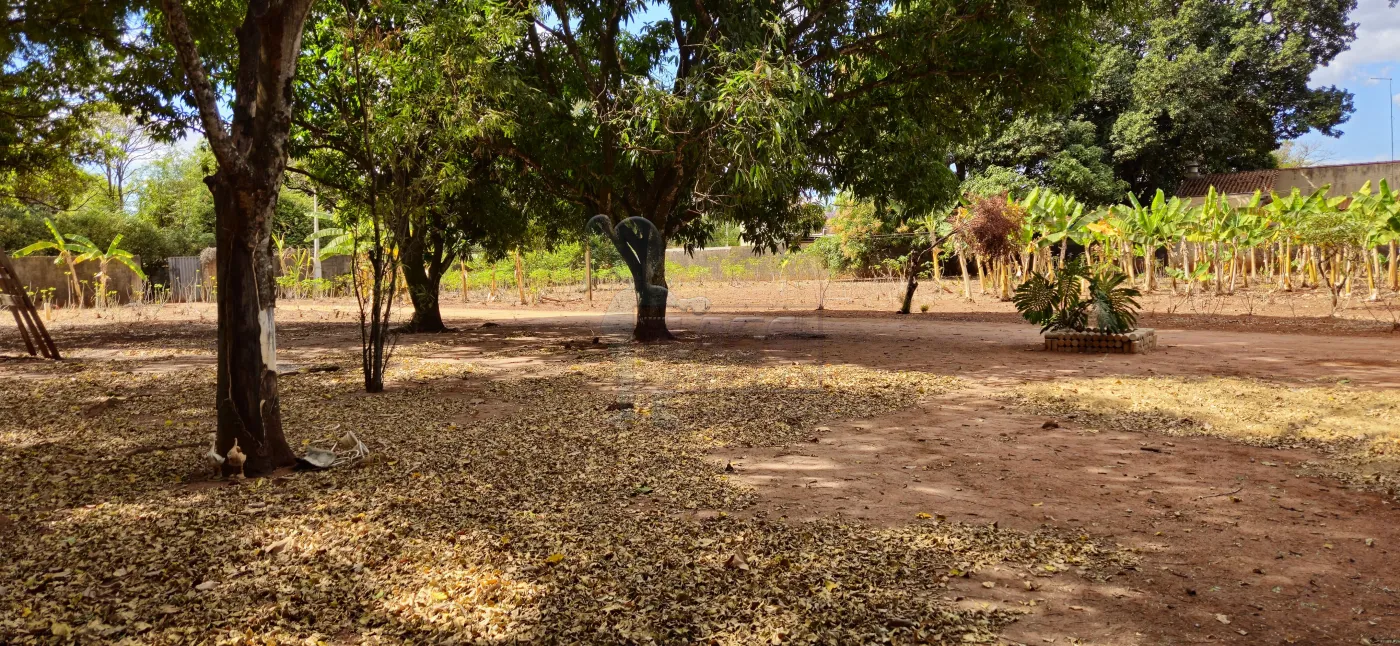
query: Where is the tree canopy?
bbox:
[494,0,1123,248]
[959,0,1359,203]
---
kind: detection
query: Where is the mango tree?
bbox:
[496,0,1125,340]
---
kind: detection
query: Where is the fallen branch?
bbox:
[1193,485,1244,501]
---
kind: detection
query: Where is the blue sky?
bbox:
[1295,0,1400,163]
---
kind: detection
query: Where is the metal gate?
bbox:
[167,256,207,302]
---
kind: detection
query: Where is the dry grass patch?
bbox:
[1014,376,1400,489]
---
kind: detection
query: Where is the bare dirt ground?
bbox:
[6,283,1400,645]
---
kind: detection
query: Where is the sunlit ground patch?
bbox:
[2,348,1125,644]
[1013,376,1400,489]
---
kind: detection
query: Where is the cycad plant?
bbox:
[1012,258,1142,334]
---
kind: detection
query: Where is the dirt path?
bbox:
[9,305,1400,644]
[470,310,1400,645]
[716,387,1400,645]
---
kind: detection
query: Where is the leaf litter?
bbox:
[1,344,1126,644]
[1010,375,1400,494]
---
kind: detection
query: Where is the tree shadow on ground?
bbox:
[0,346,1127,644]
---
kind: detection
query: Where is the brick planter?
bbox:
[1044,328,1156,354]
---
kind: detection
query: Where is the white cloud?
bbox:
[1309,0,1400,86]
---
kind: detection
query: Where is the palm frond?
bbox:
[1088,271,1141,333]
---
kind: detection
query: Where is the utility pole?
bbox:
[1372,77,1394,161]
[311,189,323,280]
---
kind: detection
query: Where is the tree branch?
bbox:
[800,30,895,70]
[160,0,244,175]
[541,2,600,98]
[284,165,353,193]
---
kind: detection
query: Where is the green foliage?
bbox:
[1013,259,1092,332]
[962,167,1039,202]
[66,233,144,278]
[961,118,1127,205]
[1087,271,1141,332]
[495,0,1124,265]
[12,218,76,262]
[293,0,553,296]
[959,0,1357,199]
[1013,258,1140,333]
[446,242,630,291]
[819,198,926,274]
[134,146,216,237]
[0,142,316,273]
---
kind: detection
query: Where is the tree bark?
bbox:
[899,248,920,314]
[210,176,297,475]
[394,219,453,334]
[399,258,448,333]
[162,0,312,475]
[635,283,671,341]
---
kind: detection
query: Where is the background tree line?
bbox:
[0,0,1369,472]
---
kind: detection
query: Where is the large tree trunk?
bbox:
[210,175,296,475]
[899,273,918,314]
[400,260,447,333]
[588,215,673,341]
[397,232,450,333]
[898,243,925,314]
[635,280,671,341]
[162,0,314,475]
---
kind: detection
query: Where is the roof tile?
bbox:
[1176,170,1279,198]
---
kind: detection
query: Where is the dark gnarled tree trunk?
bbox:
[400,258,448,333]
[588,215,673,341]
[163,0,312,475]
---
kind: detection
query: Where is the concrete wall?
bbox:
[1277,161,1400,195]
[319,255,353,279]
[663,245,828,281]
[1182,161,1400,206]
[8,256,144,306]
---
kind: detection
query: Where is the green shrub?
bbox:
[1012,258,1140,333]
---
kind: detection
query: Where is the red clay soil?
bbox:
[10,303,1400,645]
[673,313,1400,646]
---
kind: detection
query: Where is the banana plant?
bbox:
[1114,189,1188,291]
[1349,180,1400,299]
[12,219,85,308]
[1021,188,1088,272]
[66,234,146,308]
[1232,209,1272,287]
[1080,206,1125,271]
[1265,185,1343,290]
[1187,187,1257,294]
[1264,188,1313,289]
[307,225,357,261]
